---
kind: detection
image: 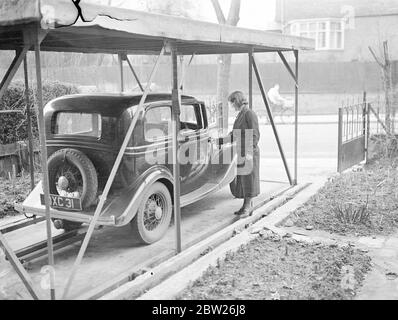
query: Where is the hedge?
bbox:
[0,81,78,144]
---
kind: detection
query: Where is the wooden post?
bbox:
[171,45,182,254]
[23,57,35,190]
[362,92,367,162]
[34,35,56,300]
[337,108,343,173]
[294,50,299,185]
[118,53,125,92]
[248,48,253,110]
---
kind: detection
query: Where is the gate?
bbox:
[337,95,369,173]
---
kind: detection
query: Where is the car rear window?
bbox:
[54,112,101,138]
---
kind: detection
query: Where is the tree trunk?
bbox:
[211,0,241,131]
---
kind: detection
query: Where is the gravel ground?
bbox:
[179,233,371,300]
[290,156,398,237]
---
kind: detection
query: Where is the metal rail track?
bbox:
[1,216,86,264]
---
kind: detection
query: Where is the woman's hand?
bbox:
[245,154,253,163]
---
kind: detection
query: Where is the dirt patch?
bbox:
[0,172,40,219]
[179,234,371,300]
[290,156,398,237]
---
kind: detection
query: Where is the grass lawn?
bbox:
[291,156,398,237]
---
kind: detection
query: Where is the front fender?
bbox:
[104,165,173,227]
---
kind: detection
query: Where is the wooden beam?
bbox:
[118,53,124,92]
[294,50,299,185]
[34,36,56,301]
[252,56,293,186]
[278,51,297,83]
[248,48,253,109]
[0,47,29,101]
[124,55,144,92]
[23,56,35,190]
[171,45,182,254]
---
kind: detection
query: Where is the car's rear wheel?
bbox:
[130,182,172,244]
[48,148,98,209]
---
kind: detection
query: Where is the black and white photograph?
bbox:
[0,0,397,307]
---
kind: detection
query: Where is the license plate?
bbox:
[40,194,82,211]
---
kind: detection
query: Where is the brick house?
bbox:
[276,0,398,62]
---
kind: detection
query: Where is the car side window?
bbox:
[144,106,171,142]
[180,104,203,131]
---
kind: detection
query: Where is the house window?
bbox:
[289,19,344,50]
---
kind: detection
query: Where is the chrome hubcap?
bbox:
[57,176,69,191]
[143,194,166,231]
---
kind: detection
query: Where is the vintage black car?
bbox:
[20,93,237,244]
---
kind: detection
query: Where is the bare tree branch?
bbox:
[369,46,384,68]
[226,0,241,25]
[383,41,390,66]
[210,0,226,24]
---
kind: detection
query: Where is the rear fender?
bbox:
[112,166,173,226]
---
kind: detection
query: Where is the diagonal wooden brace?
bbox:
[0,47,30,101]
[252,56,293,186]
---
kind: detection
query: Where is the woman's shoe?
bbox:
[234,207,244,216]
[238,200,254,218]
[238,207,253,219]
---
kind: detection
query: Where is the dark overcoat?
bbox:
[230,105,260,199]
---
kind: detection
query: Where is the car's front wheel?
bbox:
[130,182,172,244]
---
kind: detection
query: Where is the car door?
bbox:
[178,103,211,194]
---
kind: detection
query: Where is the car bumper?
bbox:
[16,182,117,226]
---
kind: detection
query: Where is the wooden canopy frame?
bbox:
[0,0,314,300]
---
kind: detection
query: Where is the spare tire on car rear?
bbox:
[48,148,98,209]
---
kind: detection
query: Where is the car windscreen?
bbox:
[54,112,101,138]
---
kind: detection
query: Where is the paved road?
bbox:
[259,122,338,159]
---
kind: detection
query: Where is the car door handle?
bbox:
[178,135,189,143]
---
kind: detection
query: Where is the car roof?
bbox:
[46,93,200,117]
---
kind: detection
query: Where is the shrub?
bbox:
[0,81,78,144]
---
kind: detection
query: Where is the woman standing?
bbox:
[228,91,260,218]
